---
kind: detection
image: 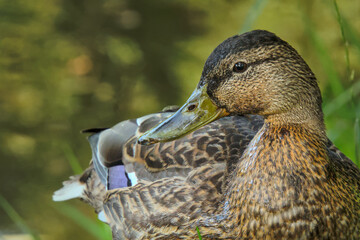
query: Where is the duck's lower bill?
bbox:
[138,84,229,145]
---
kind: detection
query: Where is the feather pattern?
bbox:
[54,30,360,239]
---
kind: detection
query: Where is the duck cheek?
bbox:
[212,83,241,109]
[228,93,267,115]
[232,102,263,115]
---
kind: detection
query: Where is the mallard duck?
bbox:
[55,30,360,239]
[137,30,360,239]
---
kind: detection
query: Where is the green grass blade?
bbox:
[0,194,41,240]
[355,117,360,166]
[342,18,360,52]
[62,143,83,175]
[333,0,351,79]
[323,80,360,116]
[240,0,269,33]
[196,226,203,240]
[300,7,344,95]
[53,202,112,240]
[330,1,360,165]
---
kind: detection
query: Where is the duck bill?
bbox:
[138,84,229,145]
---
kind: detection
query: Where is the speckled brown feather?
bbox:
[104,164,226,240]
[54,113,263,224]
[124,115,262,173]
[101,115,262,239]
[219,123,360,239]
[102,120,359,239]
[78,163,106,213]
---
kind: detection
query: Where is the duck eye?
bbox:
[233,62,247,73]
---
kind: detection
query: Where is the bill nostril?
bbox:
[138,137,155,145]
[187,104,197,112]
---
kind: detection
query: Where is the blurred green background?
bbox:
[0,0,359,239]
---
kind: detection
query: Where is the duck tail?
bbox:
[52,175,85,201]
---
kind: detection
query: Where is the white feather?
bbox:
[98,210,108,223]
[52,181,85,201]
[127,172,138,186]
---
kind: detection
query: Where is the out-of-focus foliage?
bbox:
[0,0,359,239]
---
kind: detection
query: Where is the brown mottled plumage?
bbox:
[198,31,359,238]
[102,115,262,239]
[55,30,360,239]
[135,30,360,239]
[53,108,263,235]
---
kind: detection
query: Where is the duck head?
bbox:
[139,30,324,145]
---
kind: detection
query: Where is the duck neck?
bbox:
[223,111,330,229]
[236,117,329,177]
[247,105,329,170]
[264,102,327,141]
